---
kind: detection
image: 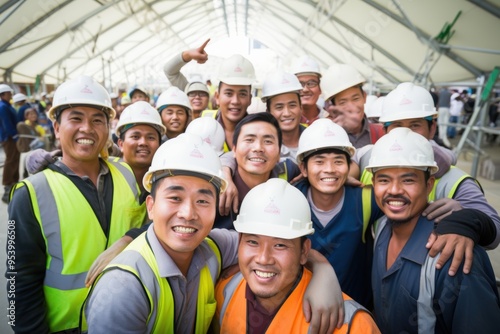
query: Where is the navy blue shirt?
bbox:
[0,99,18,141]
[372,216,500,333]
[295,181,383,308]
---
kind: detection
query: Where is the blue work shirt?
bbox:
[372,215,500,333]
[0,99,18,141]
[295,181,383,308]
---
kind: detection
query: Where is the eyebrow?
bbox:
[67,110,106,118]
[164,185,214,197]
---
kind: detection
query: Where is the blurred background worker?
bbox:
[321,64,384,149]
[261,70,305,163]
[185,81,210,119]
[156,86,192,142]
[0,83,19,203]
[215,178,380,333]
[12,93,30,124]
[292,55,323,125]
[6,76,146,333]
[129,86,150,103]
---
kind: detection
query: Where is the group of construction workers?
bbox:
[5,37,500,334]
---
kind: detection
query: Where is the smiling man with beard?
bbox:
[368,128,500,333]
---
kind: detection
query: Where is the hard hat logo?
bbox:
[234,66,243,73]
[264,201,280,215]
[80,85,93,94]
[324,128,336,137]
[190,148,203,159]
[400,98,412,105]
[389,142,403,152]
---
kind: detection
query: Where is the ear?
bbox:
[426,176,436,198]
[53,121,61,139]
[429,120,437,139]
[214,90,220,106]
[145,195,155,220]
[117,138,125,152]
[299,162,308,178]
[300,238,312,266]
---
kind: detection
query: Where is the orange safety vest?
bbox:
[215,269,380,334]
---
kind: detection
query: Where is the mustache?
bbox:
[382,194,410,203]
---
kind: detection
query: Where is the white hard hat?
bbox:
[234,178,314,239]
[296,118,355,165]
[185,117,225,156]
[129,86,149,99]
[379,82,437,123]
[218,54,256,86]
[115,101,166,137]
[0,84,13,94]
[13,93,27,103]
[48,75,116,121]
[185,81,209,95]
[143,133,227,193]
[321,64,366,101]
[109,92,119,99]
[365,96,385,118]
[292,55,322,78]
[156,86,192,113]
[261,71,303,102]
[365,127,438,174]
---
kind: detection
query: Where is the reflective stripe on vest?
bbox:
[20,160,143,332]
[97,233,221,333]
[219,270,366,332]
[361,186,372,243]
[373,218,440,333]
[428,166,478,201]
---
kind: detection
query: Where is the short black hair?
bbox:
[233,112,282,149]
[302,148,351,169]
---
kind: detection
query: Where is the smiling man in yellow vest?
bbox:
[214,178,380,333]
[6,76,145,333]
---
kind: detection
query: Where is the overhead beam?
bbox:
[271,0,400,83]
[0,0,72,53]
[362,0,483,78]
[467,0,500,19]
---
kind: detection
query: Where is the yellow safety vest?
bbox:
[19,160,144,332]
[90,232,222,333]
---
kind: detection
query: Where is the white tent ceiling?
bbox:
[1,0,499,93]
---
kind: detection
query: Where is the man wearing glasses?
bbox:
[185,82,210,119]
[292,56,324,125]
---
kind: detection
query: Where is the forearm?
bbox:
[452,180,500,248]
[435,208,496,246]
[219,151,236,174]
[163,52,188,89]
